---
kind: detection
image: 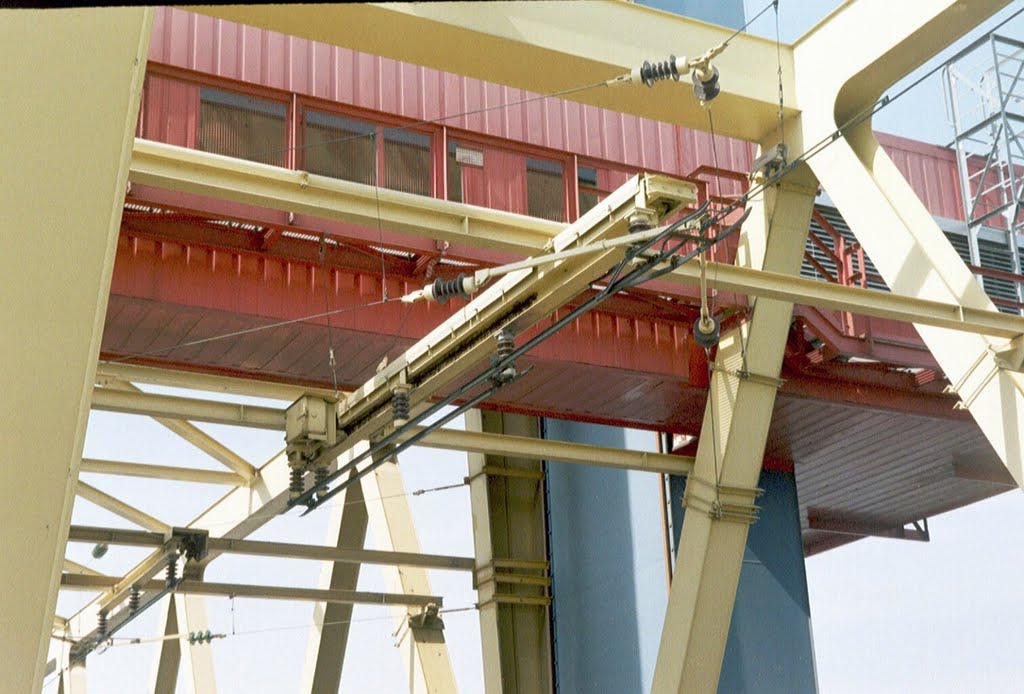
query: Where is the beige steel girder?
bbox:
[96,380,258,481]
[0,11,152,691]
[129,141,1024,340]
[80,459,245,486]
[96,362,339,402]
[148,594,218,694]
[795,0,1023,487]
[75,482,172,534]
[186,2,794,142]
[86,386,693,475]
[652,2,1017,692]
[651,165,818,693]
[360,453,459,693]
[300,469,370,694]
[465,410,553,694]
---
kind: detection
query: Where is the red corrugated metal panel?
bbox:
[877,132,965,221]
[148,7,753,179]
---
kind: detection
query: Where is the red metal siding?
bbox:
[148,8,974,222]
[876,132,965,221]
[148,7,754,180]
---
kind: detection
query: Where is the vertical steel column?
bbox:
[0,9,152,692]
[667,469,818,693]
[175,596,218,694]
[58,661,87,694]
[544,420,667,693]
[301,463,371,694]
[148,596,181,694]
[465,410,553,694]
[651,169,817,694]
[361,454,459,693]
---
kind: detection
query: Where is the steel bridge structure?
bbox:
[3,2,1024,693]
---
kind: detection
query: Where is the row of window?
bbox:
[140,74,643,224]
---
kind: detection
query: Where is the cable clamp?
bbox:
[682,476,762,524]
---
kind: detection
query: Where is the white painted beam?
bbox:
[97,381,258,481]
[301,466,369,694]
[361,455,459,693]
[185,2,795,141]
[75,482,172,535]
[0,9,152,691]
[795,0,1023,487]
[80,459,245,486]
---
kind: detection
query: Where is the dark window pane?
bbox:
[198,87,286,167]
[302,110,376,185]
[579,190,601,215]
[447,139,463,203]
[383,128,431,196]
[527,157,565,222]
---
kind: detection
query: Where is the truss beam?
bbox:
[60,575,442,608]
[90,388,696,474]
[97,381,258,481]
[360,453,459,693]
[96,362,338,402]
[80,459,245,486]
[301,472,369,694]
[90,387,286,430]
[75,482,171,534]
[797,0,1023,488]
[66,525,475,572]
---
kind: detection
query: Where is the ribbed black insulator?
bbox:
[392,389,410,423]
[629,217,653,234]
[692,66,721,102]
[289,467,305,496]
[496,330,515,361]
[128,587,141,612]
[431,274,470,304]
[314,465,329,494]
[693,316,721,350]
[640,55,680,87]
[165,557,177,587]
[97,610,108,639]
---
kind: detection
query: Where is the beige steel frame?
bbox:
[5,2,1023,693]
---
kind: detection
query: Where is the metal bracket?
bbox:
[682,476,762,524]
[944,336,1024,409]
[710,362,785,389]
[408,603,445,632]
[750,143,788,183]
[172,527,209,580]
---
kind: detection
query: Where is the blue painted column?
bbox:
[544,420,667,694]
[669,469,819,693]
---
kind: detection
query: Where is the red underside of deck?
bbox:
[102,190,1014,552]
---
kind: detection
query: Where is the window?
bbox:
[302,111,432,195]
[302,111,376,185]
[198,87,287,167]
[526,157,565,222]
[578,166,600,216]
[447,139,464,203]
[382,127,431,196]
